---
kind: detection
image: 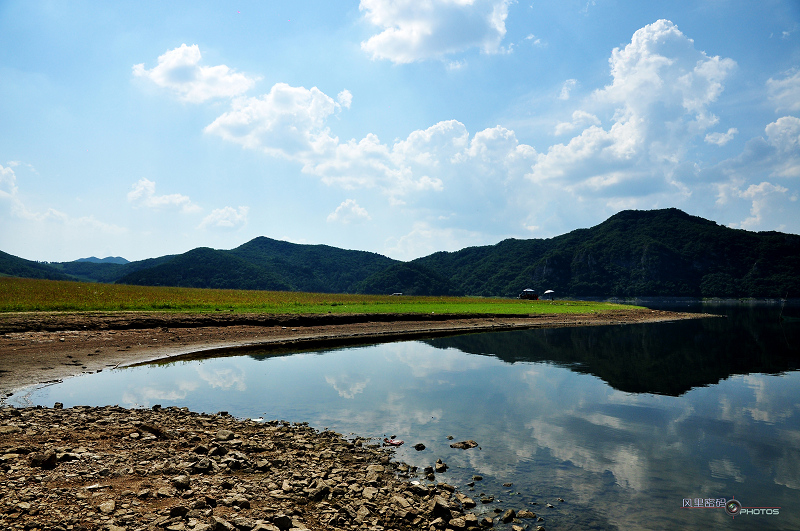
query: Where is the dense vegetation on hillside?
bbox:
[408,209,800,298]
[0,250,73,281]
[2,209,798,298]
[227,237,396,293]
[352,262,461,296]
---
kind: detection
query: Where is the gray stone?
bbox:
[450,440,479,449]
[456,492,476,508]
[431,495,451,519]
[216,429,235,441]
[171,474,190,490]
[449,516,466,529]
[98,499,115,514]
[210,517,235,531]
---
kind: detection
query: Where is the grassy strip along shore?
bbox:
[0,277,634,315]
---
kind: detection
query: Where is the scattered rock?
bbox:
[98,499,115,514]
[456,492,477,508]
[171,474,191,490]
[450,439,479,449]
[413,443,426,451]
[216,429,235,441]
[0,404,499,531]
[28,448,57,469]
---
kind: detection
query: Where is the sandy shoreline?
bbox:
[0,309,710,400]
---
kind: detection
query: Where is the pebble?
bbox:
[0,404,521,531]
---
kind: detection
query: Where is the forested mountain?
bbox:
[2,209,799,298]
[48,255,177,284]
[0,250,73,281]
[74,256,129,264]
[407,208,800,298]
[227,237,396,293]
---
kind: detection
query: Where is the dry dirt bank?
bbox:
[0,309,708,399]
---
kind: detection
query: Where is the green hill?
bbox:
[228,237,396,293]
[49,255,176,283]
[412,208,800,298]
[116,248,292,291]
[0,250,73,281]
[1,209,798,298]
[352,262,461,296]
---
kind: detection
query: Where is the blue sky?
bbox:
[1,1,799,262]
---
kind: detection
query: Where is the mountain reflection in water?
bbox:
[422,302,799,396]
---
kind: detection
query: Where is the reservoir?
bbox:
[11,301,800,530]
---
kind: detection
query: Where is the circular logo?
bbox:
[725,499,742,516]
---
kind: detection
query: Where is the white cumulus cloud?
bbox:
[359,0,512,63]
[327,199,372,223]
[554,110,601,135]
[705,127,738,146]
[204,83,338,158]
[1,163,126,260]
[127,178,201,213]
[206,82,537,206]
[735,181,791,230]
[530,19,736,200]
[558,79,577,100]
[764,115,800,178]
[337,89,353,109]
[767,69,800,112]
[198,206,249,230]
[133,44,258,103]
[0,164,19,202]
[385,221,488,260]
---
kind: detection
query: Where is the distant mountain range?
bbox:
[2,209,799,298]
[74,256,130,264]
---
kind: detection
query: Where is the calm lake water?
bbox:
[11,301,800,530]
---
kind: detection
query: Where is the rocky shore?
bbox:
[1,405,548,531]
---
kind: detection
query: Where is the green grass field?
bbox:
[0,277,636,315]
